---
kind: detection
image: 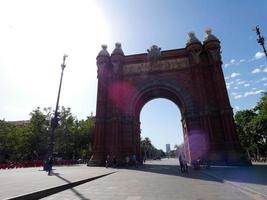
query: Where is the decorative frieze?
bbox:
[123,57,189,75]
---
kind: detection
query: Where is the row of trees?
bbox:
[140,137,165,159]
[0,107,95,163]
[235,92,267,160]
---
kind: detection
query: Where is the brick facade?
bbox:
[89,33,250,166]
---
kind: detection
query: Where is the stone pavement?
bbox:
[0,165,116,200]
[1,159,267,200]
[202,162,267,199]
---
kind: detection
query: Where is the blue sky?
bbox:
[0,0,266,151]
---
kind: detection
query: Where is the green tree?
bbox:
[27,107,50,160]
[73,117,95,161]
[140,137,152,159]
[255,92,267,118]
[54,107,76,159]
[140,137,164,159]
[0,120,17,162]
[253,92,267,158]
[52,107,95,161]
[235,92,267,160]
[0,106,95,163]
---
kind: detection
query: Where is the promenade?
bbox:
[1,159,266,200]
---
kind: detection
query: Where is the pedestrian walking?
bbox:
[105,154,110,168]
[179,153,188,173]
[125,155,130,167]
[112,155,117,168]
[47,157,53,176]
[132,154,137,167]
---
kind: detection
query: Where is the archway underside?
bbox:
[133,86,213,165]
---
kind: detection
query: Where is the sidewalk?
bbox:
[1,160,267,200]
[0,165,116,200]
[202,162,267,199]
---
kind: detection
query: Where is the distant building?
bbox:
[166,144,171,153]
[8,120,30,127]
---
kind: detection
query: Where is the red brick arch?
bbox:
[88,35,250,166]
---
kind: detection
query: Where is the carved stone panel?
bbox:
[123,57,189,75]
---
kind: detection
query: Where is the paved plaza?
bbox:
[1,159,266,200]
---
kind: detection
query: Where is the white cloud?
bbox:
[230,59,235,64]
[224,59,236,68]
[230,72,240,78]
[252,68,261,74]
[236,59,246,65]
[234,86,239,89]
[233,105,241,113]
[255,51,265,60]
[226,81,234,89]
[231,92,238,95]
[256,77,267,83]
[244,83,250,87]
[235,79,241,82]
[224,58,245,68]
[234,95,242,99]
[234,106,240,110]
[252,88,257,90]
[251,67,267,74]
[237,81,245,85]
[224,76,229,80]
[244,90,264,97]
[264,83,267,86]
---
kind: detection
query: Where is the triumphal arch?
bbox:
[89,30,249,166]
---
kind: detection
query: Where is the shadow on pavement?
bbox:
[205,164,267,185]
[7,172,114,200]
[53,173,90,200]
[123,163,223,183]
[123,162,267,186]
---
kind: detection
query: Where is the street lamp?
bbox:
[254,25,267,59]
[45,54,68,172]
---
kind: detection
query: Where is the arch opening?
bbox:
[140,98,184,161]
[131,85,192,164]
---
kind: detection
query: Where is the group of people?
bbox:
[105,154,138,168]
[126,154,138,167]
[105,155,117,168]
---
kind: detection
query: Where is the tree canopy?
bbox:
[140,137,165,159]
[235,92,267,160]
[0,107,94,163]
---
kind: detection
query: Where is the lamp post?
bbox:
[45,54,68,172]
[255,25,267,59]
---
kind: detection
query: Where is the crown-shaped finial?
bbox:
[204,29,219,42]
[112,42,124,55]
[98,44,110,57]
[186,32,201,45]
